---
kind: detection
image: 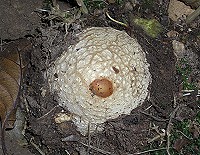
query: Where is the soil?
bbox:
[0,0,42,40]
[0,0,199,155]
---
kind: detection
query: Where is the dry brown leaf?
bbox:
[179,0,200,9]
[0,53,21,129]
[0,39,31,155]
[189,123,200,139]
[0,39,31,130]
[168,0,195,21]
[0,50,22,155]
[173,137,189,152]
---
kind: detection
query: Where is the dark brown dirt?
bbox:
[0,0,42,40]
[0,0,199,155]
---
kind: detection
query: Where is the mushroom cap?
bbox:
[48,27,151,135]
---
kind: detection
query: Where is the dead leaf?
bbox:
[168,0,195,21]
[0,39,30,129]
[189,123,200,139]
[0,39,31,155]
[173,137,189,152]
[0,56,20,129]
[179,0,200,9]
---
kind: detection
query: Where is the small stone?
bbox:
[54,113,72,123]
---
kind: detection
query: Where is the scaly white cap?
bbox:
[48,27,151,135]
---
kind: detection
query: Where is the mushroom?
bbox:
[48,27,151,135]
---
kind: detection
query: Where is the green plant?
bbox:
[83,0,106,10]
[145,116,200,155]
[116,0,123,5]
[176,58,197,90]
[170,117,200,155]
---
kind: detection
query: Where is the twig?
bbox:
[0,38,2,52]
[64,149,71,155]
[37,105,59,121]
[147,132,166,143]
[182,89,200,97]
[140,111,168,122]
[147,124,166,145]
[80,142,111,155]
[133,147,171,155]
[30,138,45,155]
[87,122,91,154]
[182,90,200,93]
[176,130,193,140]
[144,105,153,111]
[186,6,200,24]
[150,100,167,117]
[166,104,186,155]
[105,11,128,27]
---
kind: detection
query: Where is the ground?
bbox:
[0,0,199,155]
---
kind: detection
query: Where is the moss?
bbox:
[133,18,163,38]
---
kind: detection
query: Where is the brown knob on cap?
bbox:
[89,78,113,98]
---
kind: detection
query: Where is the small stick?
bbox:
[182,89,200,97]
[186,6,200,24]
[133,147,171,155]
[144,105,153,111]
[87,122,91,154]
[166,104,186,155]
[37,105,59,121]
[0,39,2,52]
[176,130,193,140]
[64,149,71,155]
[30,138,45,155]
[140,111,168,122]
[80,142,112,155]
[105,11,128,27]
